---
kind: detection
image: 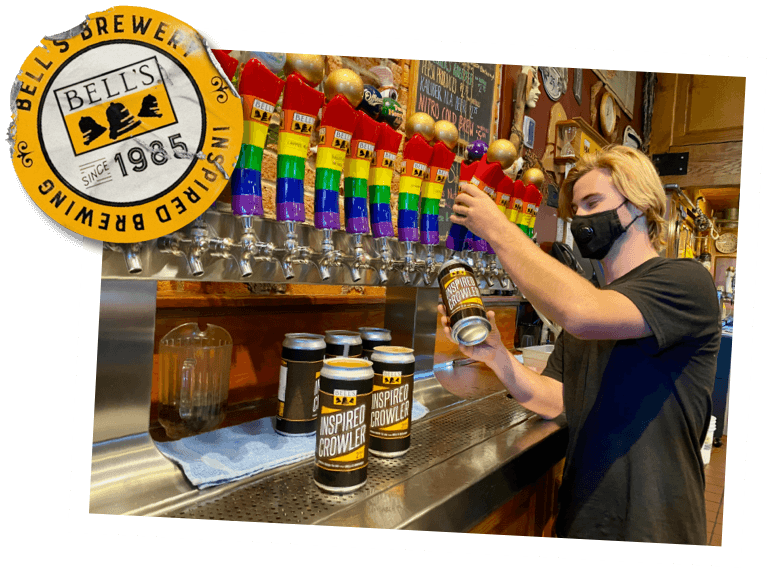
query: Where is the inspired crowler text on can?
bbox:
[369,346,415,458]
[314,357,374,494]
[275,333,326,436]
[438,259,491,346]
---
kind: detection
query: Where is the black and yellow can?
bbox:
[370,346,415,458]
[438,259,491,346]
[358,327,392,360]
[314,357,374,493]
[324,330,363,358]
[275,333,326,436]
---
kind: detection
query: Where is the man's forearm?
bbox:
[488,347,564,420]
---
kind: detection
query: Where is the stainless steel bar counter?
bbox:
[137,368,567,532]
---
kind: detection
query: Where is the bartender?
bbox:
[441,145,721,544]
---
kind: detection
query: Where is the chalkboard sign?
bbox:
[408,60,500,240]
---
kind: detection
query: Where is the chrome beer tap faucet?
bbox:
[349,233,374,283]
[103,242,144,274]
[422,244,440,284]
[317,228,343,281]
[280,220,314,280]
[470,249,493,287]
[236,215,278,278]
[157,216,210,277]
[398,240,417,284]
[374,237,393,283]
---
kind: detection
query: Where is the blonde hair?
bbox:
[559,145,667,250]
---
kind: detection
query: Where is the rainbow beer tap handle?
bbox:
[368,123,403,238]
[231,58,285,217]
[445,162,480,252]
[344,111,381,233]
[505,178,526,225]
[399,113,435,242]
[527,188,543,238]
[517,183,542,237]
[520,167,545,238]
[446,140,486,253]
[419,120,458,246]
[494,176,514,214]
[276,73,325,222]
[468,139,517,255]
[314,94,358,229]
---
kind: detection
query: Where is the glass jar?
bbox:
[158,323,232,439]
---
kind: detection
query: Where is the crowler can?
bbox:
[314,357,374,494]
[324,330,363,358]
[438,259,491,346]
[275,333,326,436]
[369,346,415,458]
[358,327,392,360]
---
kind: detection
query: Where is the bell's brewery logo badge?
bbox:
[10,6,243,243]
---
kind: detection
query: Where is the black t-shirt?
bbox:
[541,256,721,544]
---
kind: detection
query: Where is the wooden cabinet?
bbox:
[650,73,745,190]
[650,73,744,267]
[469,458,565,537]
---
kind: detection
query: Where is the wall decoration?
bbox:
[540,67,567,101]
[573,69,583,105]
[590,81,604,125]
[599,91,617,137]
[623,125,642,149]
[541,102,567,174]
[523,116,536,149]
[594,69,637,119]
[715,232,737,254]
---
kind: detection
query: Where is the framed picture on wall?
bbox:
[593,70,637,119]
[714,256,736,290]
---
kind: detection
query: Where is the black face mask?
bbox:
[570,200,642,260]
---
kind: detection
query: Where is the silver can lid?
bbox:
[325,330,363,345]
[320,357,374,380]
[452,317,491,346]
[371,345,415,364]
[283,333,326,350]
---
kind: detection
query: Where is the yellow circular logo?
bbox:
[11,6,243,243]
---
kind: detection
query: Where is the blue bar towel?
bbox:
[156,401,430,489]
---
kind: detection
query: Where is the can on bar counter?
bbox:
[275,333,326,436]
[370,346,415,458]
[358,327,392,360]
[324,330,363,359]
[314,357,374,494]
[437,259,491,346]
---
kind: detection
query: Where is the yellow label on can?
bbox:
[10,6,243,243]
[440,267,484,317]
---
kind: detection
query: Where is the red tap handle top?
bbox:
[472,159,506,189]
[211,49,239,81]
[459,160,480,183]
[321,94,358,132]
[282,73,325,115]
[490,174,513,211]
[238,58,285,103]
[525,184,542,203]
[402,133,434,163]
[513,179,527,201]
[351,109,381,144]
[429,141,456,169]
[496,176,514,197]
[375,123,403,153]
[531,187,543,206]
